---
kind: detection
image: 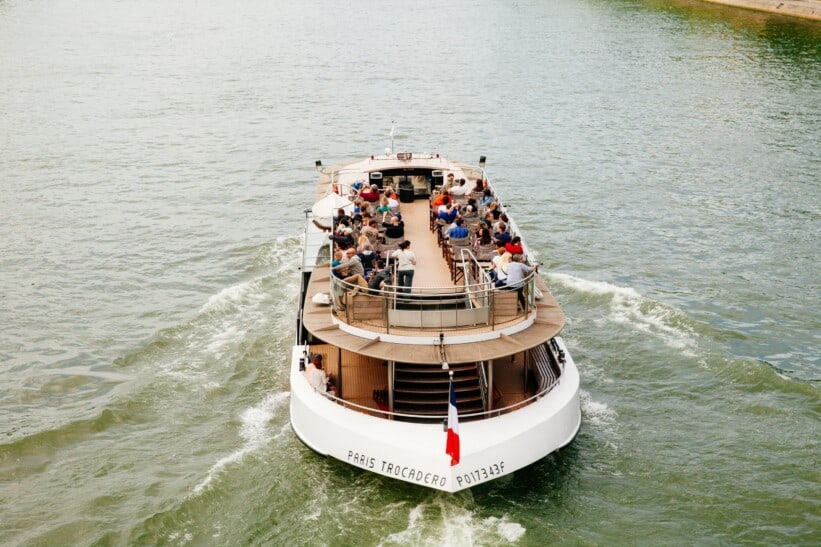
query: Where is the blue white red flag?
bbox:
[446,377,460,466]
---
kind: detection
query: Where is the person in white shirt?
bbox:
[306,355,336,395]
[450,177,469,196]
[490,246,511,286]
[391,240,416,294]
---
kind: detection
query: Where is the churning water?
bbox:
[1,0,818,544]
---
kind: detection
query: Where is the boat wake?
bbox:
[139,238,300,391]
[377,496,525,546]
[580,389,620,451]
[548,273,696,354]
[191,391,290,496]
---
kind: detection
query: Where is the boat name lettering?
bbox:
[345,450,447,487]
[456,461,505,487]
[347,450,376,469]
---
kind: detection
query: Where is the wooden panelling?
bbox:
[308,343,340,380]
[340,349,386,399]
[349,293,384,321]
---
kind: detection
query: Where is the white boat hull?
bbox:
[289,339,581,493]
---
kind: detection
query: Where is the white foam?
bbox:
[199,277,267,315]
[581,390,617,432]
[580,390,620,451]
[378,498,526,546]
[549,273,641,300]
[155,266,298,384]
[549,272,695,353]
[191,391,290,496]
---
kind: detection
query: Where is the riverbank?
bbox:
[702,0,821,20]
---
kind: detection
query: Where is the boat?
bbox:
[291,150,581,492]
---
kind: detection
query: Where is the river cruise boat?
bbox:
[291,151,581,492]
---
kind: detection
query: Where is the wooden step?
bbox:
[394,386,479,395]
[395,374,478,384]
[394,401,485,414]
[394,394,482,406]
[396,364,475,374]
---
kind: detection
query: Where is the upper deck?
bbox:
[299,154,566,365]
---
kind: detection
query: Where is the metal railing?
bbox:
[329,266,538,334]
[476,360,489,411]
[312,366,561,421]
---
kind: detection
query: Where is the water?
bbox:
[1,0,818,544]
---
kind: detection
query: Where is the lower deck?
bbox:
[305,341,562,420]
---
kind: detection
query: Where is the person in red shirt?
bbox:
[360,184,381,203]
[505,236,523,255]
[432,190,450,209]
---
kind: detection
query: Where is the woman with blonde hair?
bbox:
[489,247,511,287]
[376,195,391,216]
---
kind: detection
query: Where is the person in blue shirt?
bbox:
[437,203,459,224]
[493,222,511,246]
[505,254,538,311]
[479,189,495,207]
[447,218,469,239]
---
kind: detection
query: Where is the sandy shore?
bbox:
[701,0,821,20]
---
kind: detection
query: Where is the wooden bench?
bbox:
[528,342,559,394]
[346,293,384,322]
[493,291,519,321]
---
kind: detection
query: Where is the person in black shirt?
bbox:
[382,215,404,239]
[368,260,392,293]
[330,226,355,250]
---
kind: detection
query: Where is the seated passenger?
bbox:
[368,260,392,293]
[387,192,400,211]
[437,203,459,225]
[461,201,479,221]
[351,200,366,224]
[331,249,344,278]
[474,226,493,250]
[473,178,485,193]
[360,184,381,203]
[493,213,509,232]
[494,223,511,246]
[442,172,456,193]
[487,202,502,220]
[480,188,495,207]
[357,243,376,270]
[490,247,511,286]
[505,236,523,255]
[350,179,365,196]
[360,220,380,248]
[450,178,468,196]
[335,208,352,228]
[376,195,392,216]
[307,355,336,395]
[432,191,450,209]
[382,215,405,239]
[329,226,355,250]
[447,218,469,240]
[333,248,369,289]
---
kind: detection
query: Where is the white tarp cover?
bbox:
[311,192,354,219]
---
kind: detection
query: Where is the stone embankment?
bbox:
[702,0,821,20]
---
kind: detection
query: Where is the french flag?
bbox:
[446,376,460,466]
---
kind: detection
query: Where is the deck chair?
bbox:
[447,237,472,282]
[379,236,403,258]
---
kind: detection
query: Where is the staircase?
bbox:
[393,362,484,422]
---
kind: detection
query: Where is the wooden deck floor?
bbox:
[395,197,452,288]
